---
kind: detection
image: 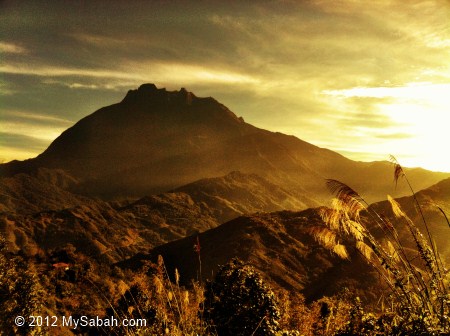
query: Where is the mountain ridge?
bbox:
[1,84,449,204]
[119,177,450,305]
[0,170,319,262]
[118,208,383,305]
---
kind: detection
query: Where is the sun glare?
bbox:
[323,83,450,172]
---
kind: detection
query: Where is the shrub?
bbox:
[0,235,44,335]
[204,258,281,336]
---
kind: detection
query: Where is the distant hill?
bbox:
[1,192,219,263]
[0,168,86,215]
[0,170,318,262]
[1,84,448,204]
[1,145,448,309]
[119,209,383,304]
[370,177,450,258]
[172,170,315,223]
[119,178,450,305]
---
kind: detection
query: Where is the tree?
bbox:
[204,258,281,336]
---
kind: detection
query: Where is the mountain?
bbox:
[0,168,86,215]
[1,191,218,263]
[2,84,449,334]
[1,84,448,204]
[370,177,450,258]
[0,171,218,262]
[172,170,315,223]
[120,209,383,305]
[0,170,316,262]
[120,178,450,305]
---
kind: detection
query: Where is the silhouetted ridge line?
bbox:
[1,83,448,203]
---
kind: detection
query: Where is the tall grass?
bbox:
[111,256,209,335]
[313,156,449,334]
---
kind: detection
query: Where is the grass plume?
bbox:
[314,157,450,334]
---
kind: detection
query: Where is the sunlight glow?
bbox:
[2,122,67,142]
[0,148,39,163]
[322,83,450,172]
[0,62,258,86]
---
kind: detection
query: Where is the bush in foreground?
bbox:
[204,258,281,336]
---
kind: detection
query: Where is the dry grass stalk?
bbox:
[313,156,450,333]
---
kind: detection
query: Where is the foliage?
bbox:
[204,258,281,336]
[0,235,44,336]
[106,257,208,335]
[312,156,450,335]
[2,155,450,335]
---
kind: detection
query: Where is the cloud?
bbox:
[0,64,144,80]
[0,132,48,151]
[1,0,450,170]
[375,133,413,140]
[337,113,394,130]
[331,149,389,162]
[3,1,448,93]
[1,120,67,142]
[323,83,450,101]
[1,110,73,127]
[0,62,259,87]
[0,41,27,54]
[0,109,72,146]
[0,80,16,95]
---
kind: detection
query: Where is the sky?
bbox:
[1,0,450,172]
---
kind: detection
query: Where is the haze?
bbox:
[1,0,449,172]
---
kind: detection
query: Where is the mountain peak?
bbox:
[2,84,448,203]
[138,83,158,91]
[121,83,196,106]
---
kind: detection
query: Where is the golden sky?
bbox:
[1,0,450,172]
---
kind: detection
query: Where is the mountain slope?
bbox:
[0,168,86,215]
[173,170,315,223]
[1,84,448,204]
[370,177,450,258]
[119,178,450,304]
[1,192,219,263]
[120,209,382,304]
[1,170,316,262]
